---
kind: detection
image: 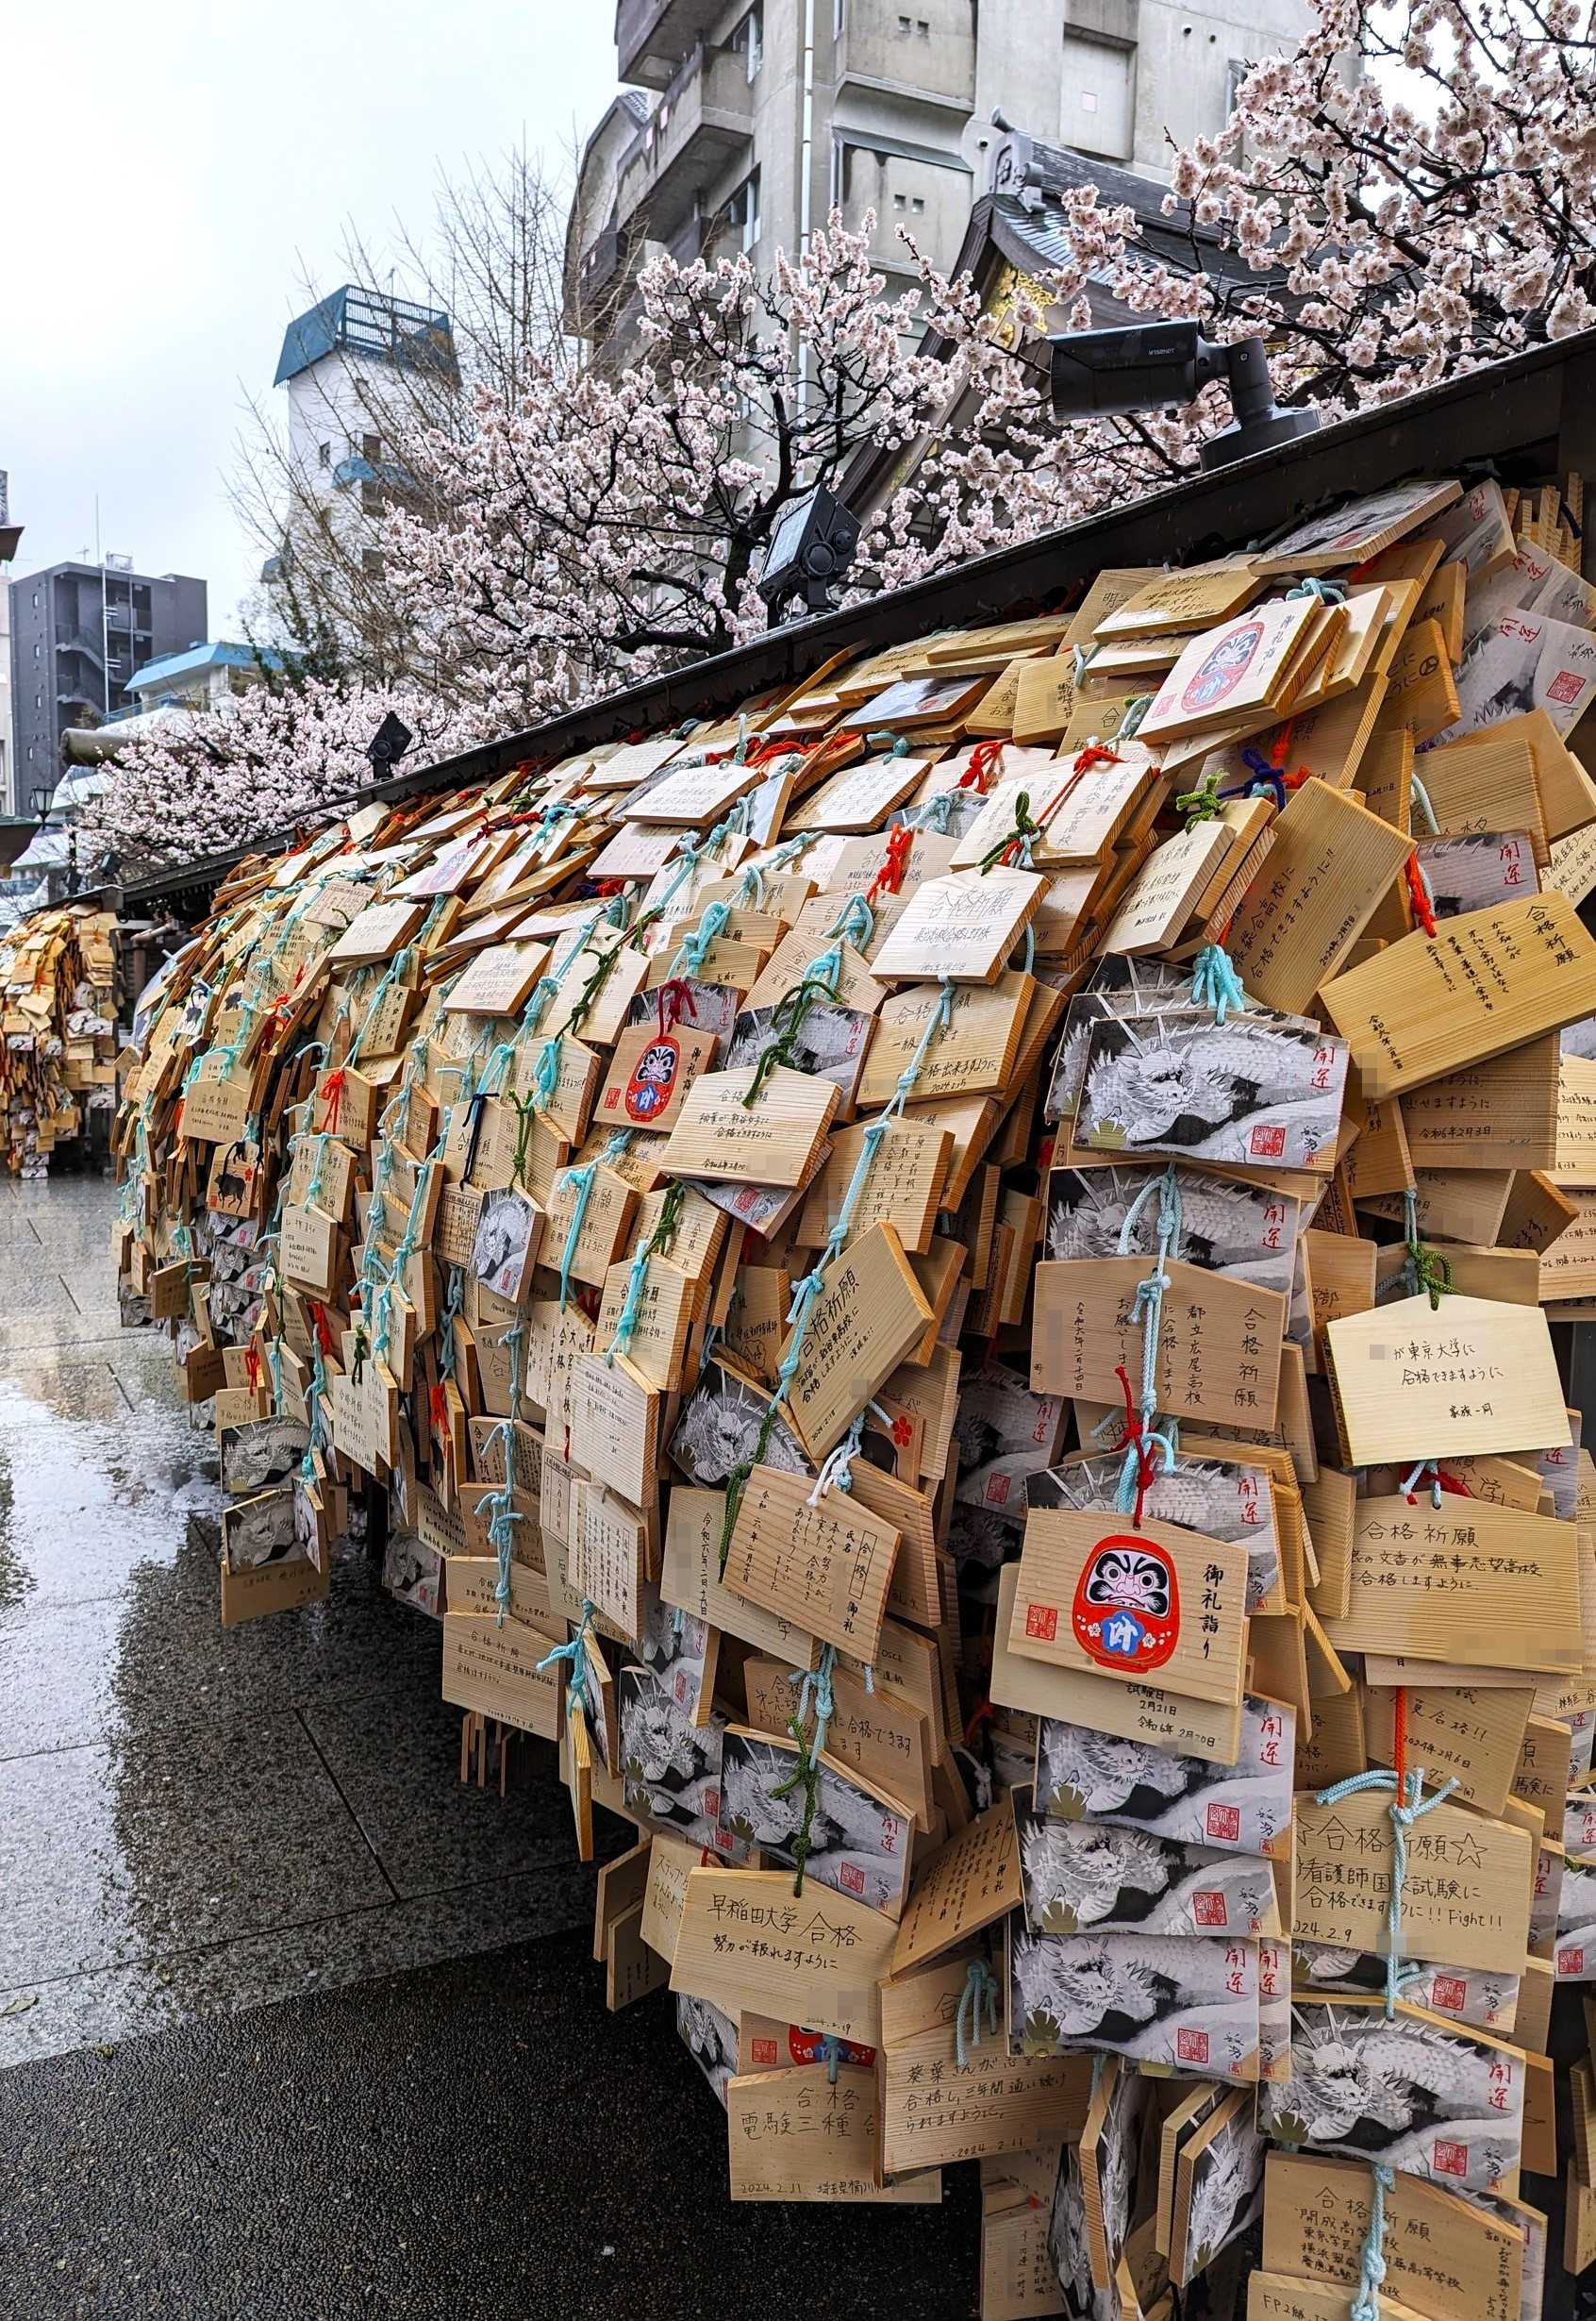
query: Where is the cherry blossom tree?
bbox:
[92,0,1596,861]
[382,215,957,725]
[80,678,488,869]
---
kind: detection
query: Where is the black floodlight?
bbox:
[1047,322,1320,471]
[366,711,414,777]
[756,482,862,624]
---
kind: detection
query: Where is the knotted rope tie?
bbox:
[907,790,956,833]
[740,972,840,1108]
[1409,772,1439,837]
[1189,943,1248,1027]
[318,1069,347,1136]
[509,1093,540,1189]
[537,1599,598,1722]
[824,893,875,950]
[1119,694,1154,741]
[978,790,1040,874]
[670,899,732,981]
[771,1645,838,1896]
[1405,850,1439,938]
[864,729,911,757]
[553,1162,599,1311]
[1314,1764,1459,2014]
[1111,1164,1184,1525]
[1352,2162,1395,2321]
[958,740,1006,793]
[816,2034,844,2085]
[806,1408,870,1505]
[1175,767,1223,825]
[866,823,914,904]
[1403,1188,1451,1311]
[955,1959,1000,2069]
[1286,576,1348,604]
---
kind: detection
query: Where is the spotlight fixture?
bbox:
[756,482,862,625]
[366,712,414,778]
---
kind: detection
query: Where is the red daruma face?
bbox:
[1072,1535,1181,1672]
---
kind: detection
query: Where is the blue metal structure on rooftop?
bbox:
[272,286,457,388]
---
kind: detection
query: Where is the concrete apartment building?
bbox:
[566,0,1307,347]
[0,473,20,814]
[8,560,207,796]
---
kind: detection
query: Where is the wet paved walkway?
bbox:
[0,1174,977,2318]
[0,1172,596,2066]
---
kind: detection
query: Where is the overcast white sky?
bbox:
[3,2,618,633]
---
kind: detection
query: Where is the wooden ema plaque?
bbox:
[1293,1788,1533,1970]
[659,1064,840,1188]
[1324,1291,1571,1464]
[661,1489,822,1670]
[1031,1257,1288,1432]
[880,1948,1092,2173]
[724,2063,939,2203]
[441,1612,560,1739]
[1261,2152,1522,2321]
[1007,1506,1249,1710]
[780,1223,934,1461]
[1225,778,1414,1013]
[1320,1493,1581,1676]
[794,1115,951,1256]
[723,1464,901,1663]
[871,871,1047,985]
[890,1799,1024,1977]
[670,1868,896,2045]
[1319,893,1596,1098]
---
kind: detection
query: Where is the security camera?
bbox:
[1047,322,1320,471]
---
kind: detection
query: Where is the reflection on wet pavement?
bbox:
[0,1175,596,2067]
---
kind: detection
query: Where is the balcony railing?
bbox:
[615,42,753,238]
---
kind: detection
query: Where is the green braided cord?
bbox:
[740,974,840,1110]
[978,789,1039,874]
[1175,768,1223,825]
[510,1092,541,1189]
[769,1714,823,1897]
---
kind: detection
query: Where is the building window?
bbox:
[729,4,762,78]
[726,167,761,254]
[318,442,331,469]
[362,548,383,576]
[1226,57,1251,111]
[362,431,381,462]
[361,481,382,516]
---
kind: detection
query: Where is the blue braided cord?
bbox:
[1409,772,1439,835]
[790,1644,838,1762]
[1286,576,1347,604]
[537,1599,598,1722]
[955,1960,1000,2069]
[603,1128,635,1162]
[827,1114,887,1260]
[805,942,845,997]
[825,893,875,949]
[866,730,911,756]
[906,789,956,833]
[533,1033,563,1108]
[1112,1163,1184,1507]
[669,898,733,980]
[1314,1766,1459,2014]
[604,1231,654,1367]
[1352,2162,1395,2321]
[817,2034,843,2085]
[1190,943,1248,1027]
[1120,694,1154,740]
[734,860,766,910]
[554,1163,598,1311]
